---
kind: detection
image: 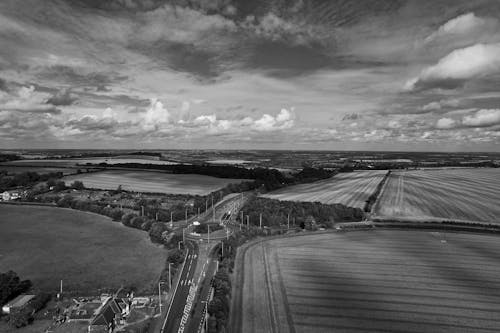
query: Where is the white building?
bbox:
[1,191,20,201]
[2,295,36,314]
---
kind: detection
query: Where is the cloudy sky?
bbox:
[1,0,500,151]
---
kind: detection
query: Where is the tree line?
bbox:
[237,197,364,229]
[0,171,64,192]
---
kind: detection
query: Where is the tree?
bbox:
[46,179,57,188]
[70,180,84,190]
[121,213,137,227]
[7,310,32,328]
[53,181,67,192]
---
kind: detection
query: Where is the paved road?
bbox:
[187,257,218,333]
[161,241,199,333]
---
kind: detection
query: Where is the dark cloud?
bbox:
[410,78,466,91]
[4,105,62,115]
[66,116,118,131]
[0,78,8,91]
[38,66,128,89]
[342,113,360,121]
[46,88,77,106]
[138,41,220,79]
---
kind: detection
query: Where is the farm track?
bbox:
[374,168,500,223]
[236,230,500,333]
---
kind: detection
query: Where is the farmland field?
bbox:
[0,165,80,175]
[261,170,387,209]
[0,205,166,293]
[233,230,500,333]
[374,168,500,223]
[63,170,246,195]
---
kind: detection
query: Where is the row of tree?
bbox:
[237,197,364,229]
[0,171,63,192]
[207,228,269,332]
[0,271,32,308]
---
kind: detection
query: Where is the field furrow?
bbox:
[261,170,387,208]
[374,168,500,223]
[235,230,500,333]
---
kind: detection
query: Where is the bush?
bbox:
[53,181,67,192]
[70,180,85,190]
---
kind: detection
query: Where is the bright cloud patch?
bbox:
[436,117,457,129]
[425,13,490,43]
[462,109,500,127]
[406,43,500,90]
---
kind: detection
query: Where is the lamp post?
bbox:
[158,281,167,313]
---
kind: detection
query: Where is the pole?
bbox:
[170,211,173,228]
[183,228,185,244]
[197,207,200,217]
[141,205,144,217]
[60,279,63,295]
[241,211,243,226]
[205,302,208,332]
[156,212,158,221]
[221,241,224,257]
[168,263,172,290]
[287,214,290,230]
[185,208,188,223]
[178,241,181,250]
[212,196,215,222]
[208,224,210,245]
[246,215,249,229]
[205,199,208,212]
[259,214,262,229]
[158,282,162,313]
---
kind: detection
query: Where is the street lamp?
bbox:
[158,281,167,313]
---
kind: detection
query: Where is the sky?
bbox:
[1,0,500,151]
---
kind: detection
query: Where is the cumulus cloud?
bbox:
[0,85,61,114]
[406,43,500,90]
[253,108,294,131]
[436,117,457,129]
[462,109,500,127]
[421,99,460,112]
[142,98,170,130]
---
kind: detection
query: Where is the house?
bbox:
[2,294,36,314]
[68,300,102,322]
[87,297,130,333]
[1,191,20,201]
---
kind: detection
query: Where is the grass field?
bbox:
[374,168,500,223]
[63,170,246,195]
[234,230,500,333]
[261,170,387,209]
[0,205,166,293]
